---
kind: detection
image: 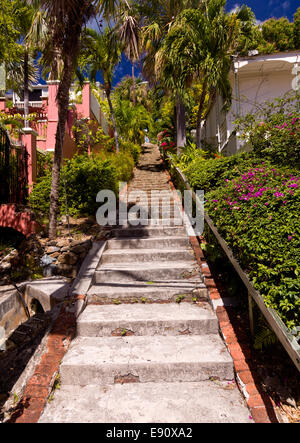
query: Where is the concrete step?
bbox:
[77,303,218,337]
[101,248,196,264]
[39,381,252,423]
[126,194,175,201]
[125,206,179,213]
[94,261,201,283]
[111,226,187,238]
[87,281,207,304]
[106,236,189,250]
[126,195,176,201]
[59,335,234,385]
[126,209,182,219]
[117,218,184,227]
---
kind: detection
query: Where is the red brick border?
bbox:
[165,164,279,423]
[7,294,87,423]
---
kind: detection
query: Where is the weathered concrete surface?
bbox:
[0,288,27,338]
[70,241,107,297]
[94,261,201,283]
[39,381,252,423]
[87,281,208,304]
[101,248,196,264]
[59,335,234,385]
[77,303,218,336]
[106,236,189,250]
[111,226,186,238]
[25,277,71,312]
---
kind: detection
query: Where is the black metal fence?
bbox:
[0,127,28,204]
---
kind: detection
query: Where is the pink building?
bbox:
[3,81,109,159]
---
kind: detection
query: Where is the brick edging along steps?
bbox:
[6,294,84,423]
[164,163,279,424]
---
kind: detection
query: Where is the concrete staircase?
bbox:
[39,144,251,423]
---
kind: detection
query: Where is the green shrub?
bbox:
[63,154,118,215]
[119,140,141,164]
[105,138,141,164]
[184,152,266,192]
[110,151,135,183]
[29,150,136,217]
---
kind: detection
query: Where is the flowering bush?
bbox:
[235,93,300,167]
[205,164,300,330]
[185,152,263,192]
[158,129,177,157]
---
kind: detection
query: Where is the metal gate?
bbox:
[0,127,28,204]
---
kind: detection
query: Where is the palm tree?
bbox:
[25,0,118,239]
[139,0,203,149]
[156,0,254,148]
[118,5,140,105]
[80,27,122,152]
[14,1,43,128]
[113,75,149,107]
[139,0,202,81]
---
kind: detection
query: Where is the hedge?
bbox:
[29,150,135,218]
[183,154,300,331]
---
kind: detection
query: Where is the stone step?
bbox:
[117,218,184,227]
[126,209,182,218]
[125,204,178,210]
[106,236,190,250]
[87,281,208,304]
[100,248,195,264]
[126,193,174,199]
[59,335,234,385]
[126,204,180,211]
[129,184,170,188]
[77,303,218,337]
[94,261,201,282]
[39,382,251,423]
[111,226,187,238]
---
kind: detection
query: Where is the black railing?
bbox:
[0,127,28,204]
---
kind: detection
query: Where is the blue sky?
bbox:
[226,0,298,22]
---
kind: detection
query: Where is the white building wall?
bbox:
[203,51,300,155]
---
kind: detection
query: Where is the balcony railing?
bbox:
[14,101,43,109]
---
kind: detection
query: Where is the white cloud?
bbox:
[229,3,240,14]
[282,1,290,10]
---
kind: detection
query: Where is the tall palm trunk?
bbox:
[105,82,119,153]
[132,64,136,105]
[196,80,208,149]
[48,53,74,239]
[176,94,186,154]
[24,50,29,129]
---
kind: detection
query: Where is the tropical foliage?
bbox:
[79,27,122,151]
[237,7,300,55]
[176,94,300,331]
[29,148,136,217]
